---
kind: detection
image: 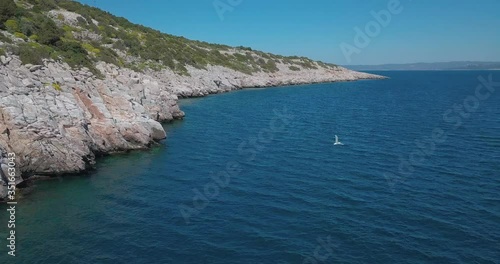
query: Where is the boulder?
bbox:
[22,78,34,88]
[1,55,12,66]
[29,65,44,72]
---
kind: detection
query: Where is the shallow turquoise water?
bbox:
[1,71,499,263]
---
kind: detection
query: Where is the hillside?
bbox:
[1,0,338,76]
[0,0,383,200]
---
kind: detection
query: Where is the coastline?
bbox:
[0,55,385,201]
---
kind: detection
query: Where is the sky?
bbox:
[76,0,500,65]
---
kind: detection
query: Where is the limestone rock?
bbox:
[1,55,12,66]
[29,65,44,72]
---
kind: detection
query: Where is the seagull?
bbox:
[334,135,344,146]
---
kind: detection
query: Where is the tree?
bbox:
[0,0,17,28]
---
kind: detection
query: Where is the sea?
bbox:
[1,71,499,263]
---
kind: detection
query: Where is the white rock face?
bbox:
[48,10,86,27]
[0,58,183,180]
[0,54,384,200]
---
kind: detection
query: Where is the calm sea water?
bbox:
[1,71,499,263]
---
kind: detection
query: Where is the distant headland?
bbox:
[345,61,500,71]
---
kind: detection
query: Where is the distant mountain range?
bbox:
[345,61,500,71]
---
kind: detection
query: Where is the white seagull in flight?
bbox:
[334,135,344,146]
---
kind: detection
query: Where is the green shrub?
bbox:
[297,59,318,70]
[0,47,5,56]
[18,17,36,37]
[4,19,18,33]
[16,43,52,65]
[62,25,73,32]
[55,40,103,77]
[237,46,252,51]
[289,66,301,71]
[14,6,26,17]
[233,53,248,63]
[95,47,119,65]
[101,37,114,45]
[101,25,118,38]
[262,59,278,73]
[82,42,100,54]
[0,0,17,28]
[56,41,89,66]
[63,31,73,40]
[14,32,27,40]
[28,0,58,12]
[33,15,63,45]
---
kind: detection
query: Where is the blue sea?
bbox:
[1,71,499,263]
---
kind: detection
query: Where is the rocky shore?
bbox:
[0,53,384,200]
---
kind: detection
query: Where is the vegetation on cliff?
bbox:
[0,0,336,77]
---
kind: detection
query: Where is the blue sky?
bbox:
[77,0,500,65]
